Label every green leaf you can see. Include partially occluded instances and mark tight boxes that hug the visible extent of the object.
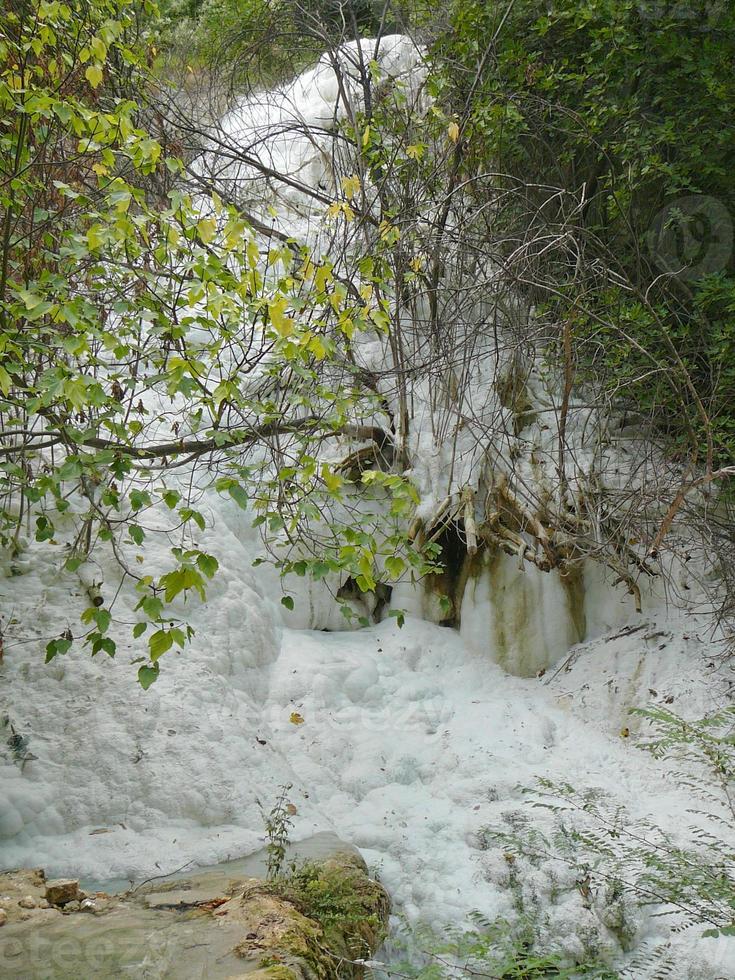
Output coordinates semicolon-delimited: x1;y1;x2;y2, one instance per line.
140;595;164;620
58;457;83;481
35;515;54;542
168;627;186;648
45;637;72;663
129;489;151;511
162;489;181;509
281;595;294;611
149;629;173;661
0;364;12;395
228;484;248;510
389;609;406;628
180;507;205;531
94;608;111;633
385;555;405;579
196;553;219;578
91;635;116;657
138;664;159;690
159;566;206;603
133;622;147;639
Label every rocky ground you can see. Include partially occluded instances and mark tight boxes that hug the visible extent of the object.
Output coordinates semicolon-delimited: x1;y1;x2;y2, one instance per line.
0;838;388;979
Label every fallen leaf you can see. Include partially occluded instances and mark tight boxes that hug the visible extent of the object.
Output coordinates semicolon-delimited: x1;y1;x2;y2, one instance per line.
289;711;305;725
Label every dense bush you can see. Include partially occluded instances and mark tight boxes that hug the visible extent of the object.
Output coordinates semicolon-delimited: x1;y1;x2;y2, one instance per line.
434;0;735;469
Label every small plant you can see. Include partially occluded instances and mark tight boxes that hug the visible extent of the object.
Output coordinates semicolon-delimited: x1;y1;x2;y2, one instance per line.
474;704;735;977
492;778;735;936
261;783;295;880
385;913;619;980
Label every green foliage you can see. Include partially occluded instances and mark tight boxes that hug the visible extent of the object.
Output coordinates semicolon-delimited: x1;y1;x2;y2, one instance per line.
269;855;389;974
435;0;735;467
388;913;619;980
481;703;735;962
276;861;384;939
261;783;295;881
504;777;735;936
632;702;735;939
0;0;434;686
159;0;390;87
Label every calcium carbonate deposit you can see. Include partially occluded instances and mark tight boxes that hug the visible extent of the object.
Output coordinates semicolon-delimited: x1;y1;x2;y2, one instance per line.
2;35;734;980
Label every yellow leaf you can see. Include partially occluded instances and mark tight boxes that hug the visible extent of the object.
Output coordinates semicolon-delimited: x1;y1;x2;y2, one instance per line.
620;727;630;738
268;296;294;337
290;712;305;725
246;238;260;268
86;225;105;250
92;162;108;177
314;264;332;292
197;216;217;244
90;37;107;61
326;201;354;223
340;174;361;199
379;220;400;244
85;64;103;89
406;143;425;161
308;335;327;360
448;121;460;143
321;464;343;493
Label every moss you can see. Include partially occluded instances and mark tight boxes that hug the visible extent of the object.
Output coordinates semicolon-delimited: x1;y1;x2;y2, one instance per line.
560;562;587;644
272;855;389;976
230;855;389;980
256;967;301;980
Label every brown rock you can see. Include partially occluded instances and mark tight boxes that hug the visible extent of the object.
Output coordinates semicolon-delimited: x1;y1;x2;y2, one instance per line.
18;895;36;909
0;908;7;926
45;879;80;906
